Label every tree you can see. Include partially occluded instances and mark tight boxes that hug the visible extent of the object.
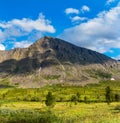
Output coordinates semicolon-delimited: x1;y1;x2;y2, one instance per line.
114;94;120;102
71;93;80;105
84;96;88;103
76;92;80;102
45;91;55;107
71;95;78;105
105;86;111;104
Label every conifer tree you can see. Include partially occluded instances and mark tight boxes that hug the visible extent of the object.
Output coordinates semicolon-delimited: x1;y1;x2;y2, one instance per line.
45;91;55;107
105;86;111;104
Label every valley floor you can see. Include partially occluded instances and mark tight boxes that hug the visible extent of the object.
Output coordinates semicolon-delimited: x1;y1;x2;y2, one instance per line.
0;102;120;123
0;80;120;123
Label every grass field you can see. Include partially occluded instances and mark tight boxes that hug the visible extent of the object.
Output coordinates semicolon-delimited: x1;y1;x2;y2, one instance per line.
0;80;120;123
0;102;120;123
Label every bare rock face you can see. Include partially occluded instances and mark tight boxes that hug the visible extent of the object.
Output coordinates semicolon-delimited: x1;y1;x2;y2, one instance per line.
0;36;120;88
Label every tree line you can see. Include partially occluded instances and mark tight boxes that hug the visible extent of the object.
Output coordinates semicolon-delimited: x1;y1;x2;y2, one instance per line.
45;86;120;107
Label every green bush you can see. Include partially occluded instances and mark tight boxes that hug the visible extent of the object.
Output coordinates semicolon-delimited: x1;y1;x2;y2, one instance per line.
0;109;59;123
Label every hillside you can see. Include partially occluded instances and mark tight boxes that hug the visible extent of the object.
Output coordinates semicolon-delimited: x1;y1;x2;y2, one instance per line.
0;36;120;88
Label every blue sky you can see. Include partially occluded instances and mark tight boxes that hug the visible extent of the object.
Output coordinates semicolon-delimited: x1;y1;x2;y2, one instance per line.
0;0;120;59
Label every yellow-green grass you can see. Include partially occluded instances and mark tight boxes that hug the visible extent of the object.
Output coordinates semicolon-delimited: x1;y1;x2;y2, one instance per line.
0;102;45;110
54;102;120;123
0;81;120;103
0;80;120;122
0;102;120;123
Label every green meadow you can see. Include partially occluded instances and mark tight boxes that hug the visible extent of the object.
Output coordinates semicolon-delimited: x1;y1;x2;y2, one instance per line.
0;80;120;123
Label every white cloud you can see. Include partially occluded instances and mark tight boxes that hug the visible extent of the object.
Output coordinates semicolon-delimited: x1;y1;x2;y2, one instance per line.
27;31;43;42
106;0;116;5
60;3;120;53
0;44;5;50
65;8;79;15
0;13;55;35
0;30;5;42
0;13;55;49
117;55;120;60
81;5;90;13
14;40;33;48
70;16;87;22
65;6;90;15
112;55;120;60
65;6;90;23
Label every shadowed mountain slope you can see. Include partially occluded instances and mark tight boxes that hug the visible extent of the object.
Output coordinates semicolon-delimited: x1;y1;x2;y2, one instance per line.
0;36;120;87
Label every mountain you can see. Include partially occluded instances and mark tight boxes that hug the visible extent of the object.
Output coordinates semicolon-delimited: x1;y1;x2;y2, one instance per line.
0;36;120;88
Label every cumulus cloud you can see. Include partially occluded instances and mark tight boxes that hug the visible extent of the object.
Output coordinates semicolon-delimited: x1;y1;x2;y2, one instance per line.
0;13;55;49
112;54;120;60
65;6;90;23
0;30;5;42
14;40;33;48
0;44;5;50
116;55;120;60
70;16;87;22
60;3;120;53
106;0;116;5
81;5;90;13
0;13;55;34
65;8;79;15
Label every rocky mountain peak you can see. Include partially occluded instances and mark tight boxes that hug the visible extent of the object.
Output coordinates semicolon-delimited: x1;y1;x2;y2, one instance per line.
0;36;120;87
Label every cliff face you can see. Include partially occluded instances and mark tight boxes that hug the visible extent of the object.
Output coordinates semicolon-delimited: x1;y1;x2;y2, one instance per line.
0;36;120;87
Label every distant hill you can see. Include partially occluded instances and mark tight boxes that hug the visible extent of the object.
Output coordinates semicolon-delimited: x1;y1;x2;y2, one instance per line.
0;36;120;88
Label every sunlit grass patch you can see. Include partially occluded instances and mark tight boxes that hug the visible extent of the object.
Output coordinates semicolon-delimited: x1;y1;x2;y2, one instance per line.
0;102;120;123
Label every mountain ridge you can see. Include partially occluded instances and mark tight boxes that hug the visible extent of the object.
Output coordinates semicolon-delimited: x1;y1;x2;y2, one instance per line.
0;36;120;88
